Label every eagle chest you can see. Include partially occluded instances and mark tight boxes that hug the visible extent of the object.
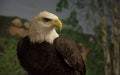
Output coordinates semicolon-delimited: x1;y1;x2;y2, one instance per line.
27;42;59;67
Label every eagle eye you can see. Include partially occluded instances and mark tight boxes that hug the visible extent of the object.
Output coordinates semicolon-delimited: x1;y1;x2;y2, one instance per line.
42;18;51;22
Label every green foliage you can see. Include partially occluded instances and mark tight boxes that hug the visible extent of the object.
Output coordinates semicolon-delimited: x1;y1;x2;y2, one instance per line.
0;37;27;75
56;0;69;12
56;0;85;33
85;11;90;21
0;16;14;37
106;1;112;9
58;28;84;43
90;0;97;13
97;0;103;6
94;24;112;44
62;10;79;27
56;0;85;12
86;37;104;75
76;0;85;9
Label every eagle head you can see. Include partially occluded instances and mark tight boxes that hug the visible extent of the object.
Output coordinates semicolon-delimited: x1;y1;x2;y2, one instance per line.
34;11;62;31
28;11;62;44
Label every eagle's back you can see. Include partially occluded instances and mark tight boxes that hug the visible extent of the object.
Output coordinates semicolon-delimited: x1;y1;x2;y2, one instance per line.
17;35;86;75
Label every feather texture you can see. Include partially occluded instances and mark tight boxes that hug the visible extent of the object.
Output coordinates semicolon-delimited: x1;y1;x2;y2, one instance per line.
17;35;86;75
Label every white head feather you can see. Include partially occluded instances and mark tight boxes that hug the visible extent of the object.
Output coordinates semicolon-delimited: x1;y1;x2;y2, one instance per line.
28;11;60;44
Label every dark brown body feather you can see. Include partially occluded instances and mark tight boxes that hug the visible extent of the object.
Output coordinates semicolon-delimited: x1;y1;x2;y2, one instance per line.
17;35;86;75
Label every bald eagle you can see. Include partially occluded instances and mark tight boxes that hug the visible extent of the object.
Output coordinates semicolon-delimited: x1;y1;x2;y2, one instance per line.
17;11;86;75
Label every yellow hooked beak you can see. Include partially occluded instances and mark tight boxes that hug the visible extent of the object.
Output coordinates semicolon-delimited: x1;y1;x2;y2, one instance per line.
52;18;62;31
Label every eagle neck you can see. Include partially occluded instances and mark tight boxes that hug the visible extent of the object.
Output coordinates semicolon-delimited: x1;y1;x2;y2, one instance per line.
28;27;59;44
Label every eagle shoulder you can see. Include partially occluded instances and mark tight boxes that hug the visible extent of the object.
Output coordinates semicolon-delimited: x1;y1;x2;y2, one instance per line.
17;36;32;71
17;36;30;54
54;35;86;75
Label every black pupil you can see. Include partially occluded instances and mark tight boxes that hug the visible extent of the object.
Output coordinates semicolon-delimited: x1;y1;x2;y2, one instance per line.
43;18;51;22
